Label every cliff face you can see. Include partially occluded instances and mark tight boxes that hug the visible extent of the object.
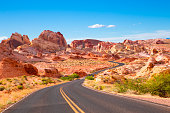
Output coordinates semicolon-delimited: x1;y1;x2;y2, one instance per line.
31;30;67;53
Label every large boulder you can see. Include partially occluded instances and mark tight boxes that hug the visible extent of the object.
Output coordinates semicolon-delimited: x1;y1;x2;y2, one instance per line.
1;32;30;49
24;64;38;75
31;30;67;53
42;68;61;78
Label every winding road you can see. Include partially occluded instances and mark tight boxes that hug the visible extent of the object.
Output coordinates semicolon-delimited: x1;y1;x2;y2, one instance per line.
3;62;170;113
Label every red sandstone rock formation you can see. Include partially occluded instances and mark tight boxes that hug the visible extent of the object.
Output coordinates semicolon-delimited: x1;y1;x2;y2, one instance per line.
0;44;13;60
31;30;67;52
1;32;30;49
73;71;87;77
42;68;61;78
70;39;101;49
52;56;65;61
97;42;115;52
155;40;164;44
24;63;38;75
0;58;38;79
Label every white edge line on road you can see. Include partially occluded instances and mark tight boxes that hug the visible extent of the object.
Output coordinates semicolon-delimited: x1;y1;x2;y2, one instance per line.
82;83;170;109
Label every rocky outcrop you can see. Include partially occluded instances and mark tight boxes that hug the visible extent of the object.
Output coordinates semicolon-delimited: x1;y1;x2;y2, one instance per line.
0;44;13;60
95;69;125;84
110;43;125;53
52;56;65;61
70;39;101;49
123;39;138;45
0;58;38;79
73;71;87;77
155;53;170;64
1;32;30;49
155;40;164;44
24;64;38;75
42;68;61;78
31;30;67;53
96;42;115;52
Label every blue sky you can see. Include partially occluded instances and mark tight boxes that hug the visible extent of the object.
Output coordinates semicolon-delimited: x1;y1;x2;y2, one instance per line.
0;0;170;43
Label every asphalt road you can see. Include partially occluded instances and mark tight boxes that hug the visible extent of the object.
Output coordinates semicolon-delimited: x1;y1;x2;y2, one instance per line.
3;62;170;113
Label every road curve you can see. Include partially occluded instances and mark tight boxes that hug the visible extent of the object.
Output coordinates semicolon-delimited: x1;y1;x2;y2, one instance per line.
3;62;170;113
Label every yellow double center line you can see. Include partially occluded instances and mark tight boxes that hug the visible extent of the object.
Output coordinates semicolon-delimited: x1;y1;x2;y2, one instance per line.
60;87;85;113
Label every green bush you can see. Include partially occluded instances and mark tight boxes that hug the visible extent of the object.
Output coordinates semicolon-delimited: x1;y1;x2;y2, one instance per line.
69;73;79;78
60;73;79;81
145;73;170;97
0;86;5;91
22;75;28;81
85;76;94;80
114;72;170;97
17;85;23;90
41;77;55;84
6;78;12;83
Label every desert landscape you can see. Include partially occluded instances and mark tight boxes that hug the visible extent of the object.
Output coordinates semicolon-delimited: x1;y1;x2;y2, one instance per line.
1;0;170;113
0;30;169;112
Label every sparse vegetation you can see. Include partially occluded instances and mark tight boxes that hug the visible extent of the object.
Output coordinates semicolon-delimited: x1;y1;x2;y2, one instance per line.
60;73;79;81
17;85;23;89
0;86;5;91
114;72;170;97
84;71;170;98
85;76;94;80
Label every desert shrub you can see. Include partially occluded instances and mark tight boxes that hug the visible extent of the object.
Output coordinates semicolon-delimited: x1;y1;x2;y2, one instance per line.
114;72;170;97
41;77;55;84
41;78;49;85
69;73;79;78
17;85;23;90
34;82;38;85
60;77;74;81
7;100;13;104
114;82;128;93
22;75;28;81
98;86;105;90
144;73;170;97
60;73;79;81
6;78;12;83
85;76;94;80
0;86;5;91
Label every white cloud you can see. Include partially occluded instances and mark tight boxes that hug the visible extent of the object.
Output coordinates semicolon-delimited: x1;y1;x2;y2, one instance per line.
0;36;8;41
88;24;116;28
107;25;116;28
88;24;105;28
